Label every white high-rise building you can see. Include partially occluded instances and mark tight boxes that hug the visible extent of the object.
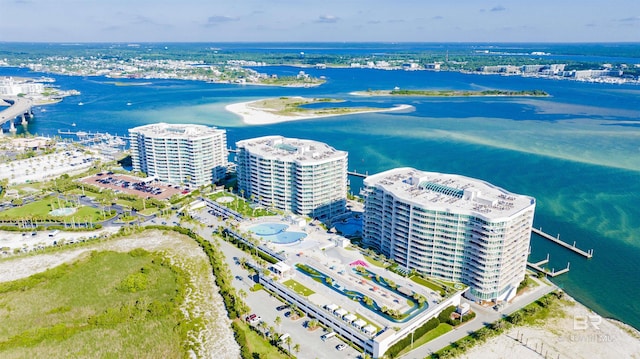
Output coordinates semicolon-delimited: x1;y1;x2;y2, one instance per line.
362;168;536;302
129;123;227;187
236;136;348;220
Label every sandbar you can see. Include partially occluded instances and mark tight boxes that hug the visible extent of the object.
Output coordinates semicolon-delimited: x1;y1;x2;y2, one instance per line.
225;97;413;125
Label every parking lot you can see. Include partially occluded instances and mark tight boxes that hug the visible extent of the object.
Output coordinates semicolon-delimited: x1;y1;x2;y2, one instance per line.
80;173;185;200
191;209;362;359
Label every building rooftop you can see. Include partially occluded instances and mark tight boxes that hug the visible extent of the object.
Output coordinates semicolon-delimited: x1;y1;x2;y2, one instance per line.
237;135;347;163
365;167;535;219
129;123;225;139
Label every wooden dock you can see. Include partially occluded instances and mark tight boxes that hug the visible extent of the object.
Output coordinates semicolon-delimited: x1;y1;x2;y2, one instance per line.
531;227;593;259
347;170;368;178
527;254;571;277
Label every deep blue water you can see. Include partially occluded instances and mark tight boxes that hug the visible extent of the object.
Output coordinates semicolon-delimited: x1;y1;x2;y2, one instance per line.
2;61;640;330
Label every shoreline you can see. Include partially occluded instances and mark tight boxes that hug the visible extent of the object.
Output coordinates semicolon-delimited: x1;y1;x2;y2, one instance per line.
225;97;414;125
350;90;550;97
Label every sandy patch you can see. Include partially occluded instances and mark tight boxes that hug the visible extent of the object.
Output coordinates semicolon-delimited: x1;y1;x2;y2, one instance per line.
216;196;234;203
461;296;640;359
225;97;413;125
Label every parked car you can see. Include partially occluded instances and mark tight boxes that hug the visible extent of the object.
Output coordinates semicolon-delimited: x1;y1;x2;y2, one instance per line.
336;344;346;351
276;305;289;311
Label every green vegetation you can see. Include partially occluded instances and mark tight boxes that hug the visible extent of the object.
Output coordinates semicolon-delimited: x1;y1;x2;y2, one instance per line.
432;291;567;358
385;317;440;358
209;191;274;217
0;196;112;224
283;279;316;297
258;75;325;87
395;323;453;357
384;89;549;97
251;96;383;117
232;320;289;359
0;250;186;357
363;254;388;268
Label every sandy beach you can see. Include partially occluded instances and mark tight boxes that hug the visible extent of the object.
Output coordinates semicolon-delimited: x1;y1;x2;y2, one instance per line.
225;97;413;125
461;295;640;359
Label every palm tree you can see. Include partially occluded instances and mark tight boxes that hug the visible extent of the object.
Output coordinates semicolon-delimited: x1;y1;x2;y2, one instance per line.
275;315;282;332
284;335;292;355
257;320;267;338
293;343;300;356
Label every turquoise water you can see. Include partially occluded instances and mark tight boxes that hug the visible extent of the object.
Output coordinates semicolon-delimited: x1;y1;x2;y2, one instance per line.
248;222;306;244
3;58;640;329
48;208;76;216
248;223;289;236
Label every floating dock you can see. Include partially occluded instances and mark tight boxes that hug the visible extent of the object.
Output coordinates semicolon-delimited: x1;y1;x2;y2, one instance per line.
531;227;593;259
527;255;570;277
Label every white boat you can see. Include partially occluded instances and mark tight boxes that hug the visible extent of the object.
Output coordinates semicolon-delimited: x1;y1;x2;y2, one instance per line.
78;102;84;106
71;122;76;127
126;102;132;106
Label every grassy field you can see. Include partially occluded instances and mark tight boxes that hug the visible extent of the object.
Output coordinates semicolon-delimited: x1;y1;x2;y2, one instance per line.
0;250;185;357
396;323;453;357
283;279;315;297
0;197;107;222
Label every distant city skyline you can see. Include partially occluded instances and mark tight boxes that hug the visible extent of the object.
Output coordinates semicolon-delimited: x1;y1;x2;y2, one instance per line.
1;0;639;43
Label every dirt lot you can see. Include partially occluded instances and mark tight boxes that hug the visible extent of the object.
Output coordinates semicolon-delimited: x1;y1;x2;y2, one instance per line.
80;173;185;200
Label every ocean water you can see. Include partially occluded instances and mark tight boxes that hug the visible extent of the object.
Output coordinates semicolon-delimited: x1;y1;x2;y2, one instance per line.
2;60;640;329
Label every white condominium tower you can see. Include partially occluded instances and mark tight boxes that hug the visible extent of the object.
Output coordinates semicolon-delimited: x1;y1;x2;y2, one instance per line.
129;123;228;187
236;136;348;220
362;168;536;302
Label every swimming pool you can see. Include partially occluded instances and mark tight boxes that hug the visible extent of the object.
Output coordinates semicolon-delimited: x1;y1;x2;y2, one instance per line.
48;208;77;216
249;223;307;244
249;223;289;236
333;218;362;236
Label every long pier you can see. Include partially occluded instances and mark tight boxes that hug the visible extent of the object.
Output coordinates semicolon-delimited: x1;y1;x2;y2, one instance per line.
531;227;593;259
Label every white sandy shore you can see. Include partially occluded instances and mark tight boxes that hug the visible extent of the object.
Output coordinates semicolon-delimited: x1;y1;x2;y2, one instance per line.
461;295;640;359
225;98;413;125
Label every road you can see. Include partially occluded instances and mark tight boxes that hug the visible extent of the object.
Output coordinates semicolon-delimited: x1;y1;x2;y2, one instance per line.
182;208;364;359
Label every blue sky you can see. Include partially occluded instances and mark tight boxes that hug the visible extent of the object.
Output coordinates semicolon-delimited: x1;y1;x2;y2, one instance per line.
1;0;639;42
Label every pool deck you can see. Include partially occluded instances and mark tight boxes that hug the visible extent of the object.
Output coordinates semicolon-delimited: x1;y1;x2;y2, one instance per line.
238;216;443;330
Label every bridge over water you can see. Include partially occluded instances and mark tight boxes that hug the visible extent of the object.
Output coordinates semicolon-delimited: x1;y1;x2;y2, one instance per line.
0;96;34;132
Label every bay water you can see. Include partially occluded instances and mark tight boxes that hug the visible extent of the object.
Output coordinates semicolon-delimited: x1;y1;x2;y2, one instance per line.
2;61;640;330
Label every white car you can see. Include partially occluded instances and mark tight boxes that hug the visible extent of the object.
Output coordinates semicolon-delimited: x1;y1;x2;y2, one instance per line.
336;344;346;351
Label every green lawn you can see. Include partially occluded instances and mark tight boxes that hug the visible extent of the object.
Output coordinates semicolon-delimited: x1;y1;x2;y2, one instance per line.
410;275;445;294
283;279;315;297
363;254;388;268
138;208;159;216
208;192;276;218
0;196;112;223
396;323;453;357
0;250;184;357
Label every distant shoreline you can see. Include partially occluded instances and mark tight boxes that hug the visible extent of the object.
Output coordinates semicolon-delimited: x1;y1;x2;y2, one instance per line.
351;89;550;97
